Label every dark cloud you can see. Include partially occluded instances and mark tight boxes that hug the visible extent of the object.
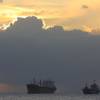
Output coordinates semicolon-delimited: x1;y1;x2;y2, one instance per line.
0;0;3;3
82;5;89;9
0;16;100;93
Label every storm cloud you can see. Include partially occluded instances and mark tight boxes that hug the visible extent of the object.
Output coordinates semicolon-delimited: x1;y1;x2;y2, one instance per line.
82;5;89;9
0;17;100;93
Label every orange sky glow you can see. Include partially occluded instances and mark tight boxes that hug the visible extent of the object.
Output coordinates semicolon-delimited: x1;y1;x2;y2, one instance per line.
0;0;100;33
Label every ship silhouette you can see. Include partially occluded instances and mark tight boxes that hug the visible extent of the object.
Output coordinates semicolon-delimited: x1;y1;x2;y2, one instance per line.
82;80;100;94
26;79;57;94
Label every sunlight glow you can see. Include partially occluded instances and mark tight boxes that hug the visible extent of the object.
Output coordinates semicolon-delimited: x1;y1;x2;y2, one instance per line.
0;0;100;34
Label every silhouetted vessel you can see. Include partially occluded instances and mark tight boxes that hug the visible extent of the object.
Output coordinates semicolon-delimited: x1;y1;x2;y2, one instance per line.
26;79;56;94
82;80;100;94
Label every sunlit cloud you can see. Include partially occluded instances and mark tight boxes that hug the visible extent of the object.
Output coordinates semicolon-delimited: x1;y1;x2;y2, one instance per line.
0;0;100;34
0;3;66;30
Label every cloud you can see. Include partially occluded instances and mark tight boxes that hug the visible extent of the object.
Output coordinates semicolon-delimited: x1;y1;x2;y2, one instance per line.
0;16;100;93
0;0;3;3
7;17;44;33
82;5;89;9
1;0;100;32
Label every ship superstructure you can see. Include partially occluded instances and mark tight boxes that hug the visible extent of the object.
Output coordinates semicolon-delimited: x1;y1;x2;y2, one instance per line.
82;80;100;94
26;79;56;94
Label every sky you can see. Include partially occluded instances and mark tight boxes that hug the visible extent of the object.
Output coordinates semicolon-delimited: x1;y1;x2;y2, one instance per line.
0;0;100;33
0;0;100;94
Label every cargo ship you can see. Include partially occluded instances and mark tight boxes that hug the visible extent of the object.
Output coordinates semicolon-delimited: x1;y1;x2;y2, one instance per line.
82;80;100;94
26;79;57;94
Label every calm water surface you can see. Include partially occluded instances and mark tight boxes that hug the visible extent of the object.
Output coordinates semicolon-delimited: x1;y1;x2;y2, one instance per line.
0;94;99;100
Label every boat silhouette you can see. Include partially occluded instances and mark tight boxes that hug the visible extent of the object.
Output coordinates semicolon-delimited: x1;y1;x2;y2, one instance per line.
26;79;57;94
82;80;100;94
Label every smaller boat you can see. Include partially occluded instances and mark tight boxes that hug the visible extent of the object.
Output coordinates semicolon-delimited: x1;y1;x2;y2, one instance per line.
82;80;100;95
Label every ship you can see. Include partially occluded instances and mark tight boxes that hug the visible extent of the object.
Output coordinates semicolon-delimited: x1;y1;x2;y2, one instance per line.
82;80;100;94
26;79;57;94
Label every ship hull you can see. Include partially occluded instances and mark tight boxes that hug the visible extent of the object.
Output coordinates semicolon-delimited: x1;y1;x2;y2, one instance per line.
27;84;56;94
82;89;100;95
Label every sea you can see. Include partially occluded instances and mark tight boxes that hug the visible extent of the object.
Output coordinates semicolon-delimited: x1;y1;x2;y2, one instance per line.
0;94;99;100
